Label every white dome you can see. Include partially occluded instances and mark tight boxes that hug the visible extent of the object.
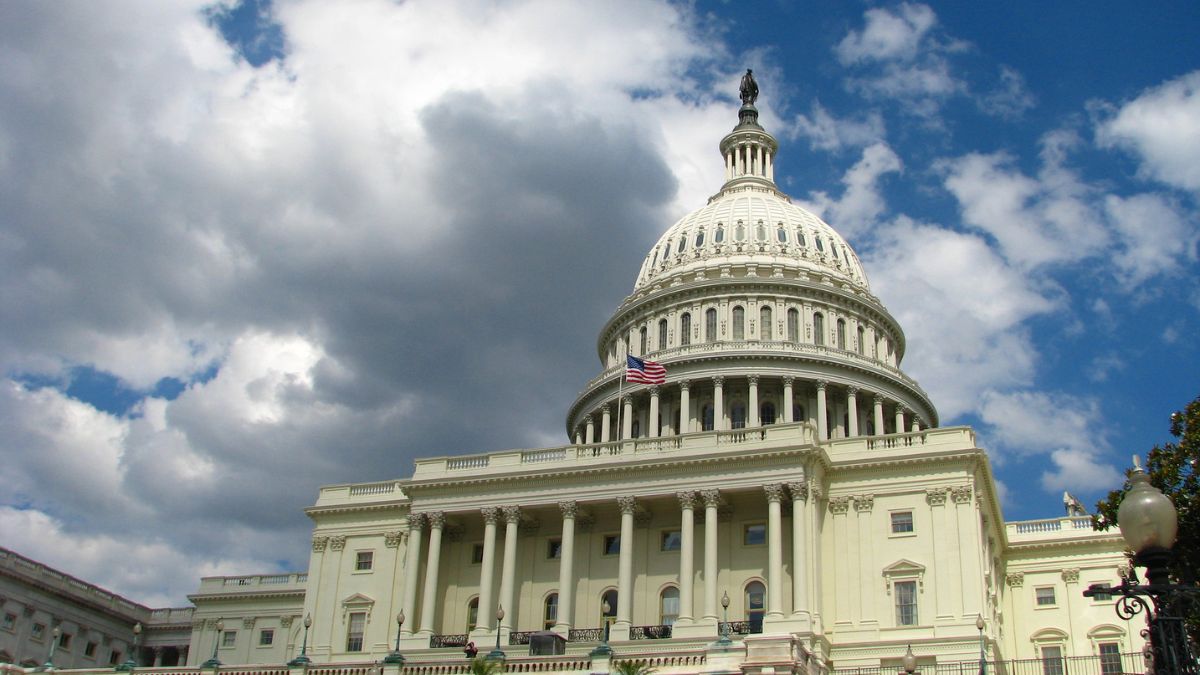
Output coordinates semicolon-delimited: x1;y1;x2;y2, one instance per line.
634;184;870;293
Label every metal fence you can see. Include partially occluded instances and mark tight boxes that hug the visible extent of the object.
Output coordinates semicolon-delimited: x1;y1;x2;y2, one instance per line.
833;652;1146;675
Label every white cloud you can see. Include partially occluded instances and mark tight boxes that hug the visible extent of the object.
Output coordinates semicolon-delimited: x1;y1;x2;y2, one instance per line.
1103;192;1196;284
789;102;886;152
1096;70;1200;192
835;3;937;65
978;66;1036;118
800;143;902;238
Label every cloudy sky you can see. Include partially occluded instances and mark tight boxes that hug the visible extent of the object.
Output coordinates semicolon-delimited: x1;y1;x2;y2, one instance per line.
1;0;1197;606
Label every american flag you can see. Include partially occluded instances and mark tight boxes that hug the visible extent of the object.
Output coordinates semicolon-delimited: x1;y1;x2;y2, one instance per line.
626;355;666;385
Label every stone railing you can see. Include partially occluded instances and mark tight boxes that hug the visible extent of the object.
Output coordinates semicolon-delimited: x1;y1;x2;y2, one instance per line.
196;572;307;592
832;652;1144;675
1005;516;1107;544
348;481;401;496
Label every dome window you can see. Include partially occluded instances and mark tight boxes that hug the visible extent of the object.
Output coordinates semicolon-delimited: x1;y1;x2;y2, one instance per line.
715;225;725;243
787;308;799;342
695;230;705;247
760;306;772;340
705;308;717;342
679;235;688;252
680;313;692;347
777;225;787;243
664;242;672;258
796;229;806;247
761;402;776;425
639;326;648;356
701;404;714;431
857;325;865;354
731;403;746;429
756;221;767;241
815;237;825;253
733;306;745;340
837;319;847;350
735;221;746;242
793;403;805;423
813;312;825;346
658;319;668;351
651;249;659;266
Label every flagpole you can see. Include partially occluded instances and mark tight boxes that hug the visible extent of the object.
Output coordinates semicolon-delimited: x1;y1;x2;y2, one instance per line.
616;350;627;444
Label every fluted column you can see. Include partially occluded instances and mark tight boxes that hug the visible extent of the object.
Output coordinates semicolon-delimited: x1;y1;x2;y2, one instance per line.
788;480;809;619
600;405;611;442
895;405;905;435
585;414;594;444
477;508;499;631
748;375;760;427
816;381;828;440
847;387;859;437
873;396;885;436
713;376;725;431
679;380;691;433
782;376;794;423
677;491;696;623
912;417;920;432
616;496;637;627
401;514;425;636
554;501;577;634
765;484;785;618
622;395;633;439
648;386;660;438
701;489;721;620
497;506;520;631
418;511;445;634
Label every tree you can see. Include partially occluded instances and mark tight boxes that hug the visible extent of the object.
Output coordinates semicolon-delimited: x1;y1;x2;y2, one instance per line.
468;656;504;675
1093;393;1200;644
612;660;656;675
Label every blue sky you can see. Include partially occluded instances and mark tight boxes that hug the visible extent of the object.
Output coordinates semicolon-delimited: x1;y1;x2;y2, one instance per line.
0;0;1196;605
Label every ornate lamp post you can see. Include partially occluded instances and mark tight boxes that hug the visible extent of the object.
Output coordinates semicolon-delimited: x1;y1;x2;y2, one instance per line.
36;626;62;672
383;611;405;665
1083;458;1199;675
589;600;613;657
715;591;732;647
116;623;142;672
902;644;918;675
976;615;986;675
287;615;312;667
486;606;506;661
202;620;224;668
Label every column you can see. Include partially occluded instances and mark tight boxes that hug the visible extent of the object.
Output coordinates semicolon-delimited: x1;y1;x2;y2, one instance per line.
912;417;921;433
748;375;760;427
756;145;764;176
765;484;785;619
153;648;162;667
400;514;425;636
895;405;905;435
477;508;499;631
648;387;660;438
417;511;445;635
679;380;691;433
615;496;637;628
847;387;859;437
585;415;594;444
782;376;794;423
788;480;809;618
725;150;733;180
574;430;582;445
713;376;725;431
600;405;611;442
622;395;633;440
766;151;773;180
554;501;577;634
701;489;721;620
873;396;885;436
816;381;828;440
677;491;696;623
497;506;520;631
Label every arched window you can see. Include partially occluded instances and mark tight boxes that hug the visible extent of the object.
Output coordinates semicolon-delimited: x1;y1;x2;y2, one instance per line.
813;313;825;345
695;229;705;247
745;581;766;633
837;319;847;350
760;306;772;340
735;221;746;241
787;308;799;342
733;306;745;340
702;404;714;431
660;586;680;625
796;229;806;247
756;221;767;241
793;403;805;423
816;237;825;253
658;319;668;351
680;313;691;346
663;242;671;258
639;326;647;356
761;402;776;425
544;593;559;630
731;402;746;429
601;590;618;624
651;249;659;266
715;225;725;243
467;597;479;632
857;325;865;354
705;308;717;342
678;234;687;252
777;225;787;242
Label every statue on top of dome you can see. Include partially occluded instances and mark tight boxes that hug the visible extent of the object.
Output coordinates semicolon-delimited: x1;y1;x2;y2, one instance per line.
739;69;759;105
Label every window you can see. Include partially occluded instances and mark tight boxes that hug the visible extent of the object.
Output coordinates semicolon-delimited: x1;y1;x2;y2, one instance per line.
109;651;122;666
355;551;373;571
760;306;772;340
731;402;746;429
756;222;767;241
222;631;237;648
857;325;865;354
680;313;691;346
705;308;717;342
660;530;681;551
837;319;847;350
1;613;14;631
631;419;641;438
471;543;485;564
663;242;671;258
601;590;618;623
695;230;705;247
1041;646;1064;675
1090;585;1113;601
793;403;805;423
31;623;45;640
816;237;825;252
735;222;745;241
715;225;724;243
639;326;647;355
58;633;71;650
84;642;97;658
1036;587;1057;607
259;629;274;646
895;580;918;626
466;598;479;632
543;594;558;629
658;319;668;350
777;225;787;242
745;581;765;633
813;313;825;345
796;229;807;247
761;402;776;425
678;235;687;253
346;612;365;652
660;587;680;625
547;538;562;559
1099;643;1122;675
743;523;766;546
787;308;798;342
733;306;745;340
603;534;621;556
891;511;914;534
701;404;714;431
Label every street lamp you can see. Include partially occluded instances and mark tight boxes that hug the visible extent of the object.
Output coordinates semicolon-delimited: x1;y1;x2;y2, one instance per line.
287;615;312;667
383;611;405;665
202;620;224;669
36;626;62;672
486;606;505;661
715;591;732;647
1083;457;1199;675
589;600;612;657
116;623;142;671
902;644;918;675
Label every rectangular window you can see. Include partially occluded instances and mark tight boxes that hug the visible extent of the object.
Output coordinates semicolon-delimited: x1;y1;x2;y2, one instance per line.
1041;646;1064;675
603;534;621;556
2;613;15;631
259;629;274;646
661;530;681;551
1036;586;1057;606
890;511;914;534
109;651;122;666
346;612;365;652
1099;642;1122;675
84;642;98;658
58;633;72;649
354;551;373;571
32;623;45;640
743;523;766;546
895;580;918;626
547;538;562;559
222;630;237;648
1089;584;1113;601
471;543;485;564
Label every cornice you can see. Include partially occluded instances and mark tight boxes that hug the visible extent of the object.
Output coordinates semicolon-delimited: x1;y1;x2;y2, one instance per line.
186;589;306;603
304;500;410;519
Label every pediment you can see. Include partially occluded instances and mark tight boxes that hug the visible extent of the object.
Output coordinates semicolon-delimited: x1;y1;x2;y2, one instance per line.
341;593;375;606
882;559;925;575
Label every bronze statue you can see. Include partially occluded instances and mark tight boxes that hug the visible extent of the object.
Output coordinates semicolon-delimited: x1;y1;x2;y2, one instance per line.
739;68;758;105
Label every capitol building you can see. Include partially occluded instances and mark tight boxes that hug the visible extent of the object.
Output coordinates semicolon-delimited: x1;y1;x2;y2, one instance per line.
3;83;1141;675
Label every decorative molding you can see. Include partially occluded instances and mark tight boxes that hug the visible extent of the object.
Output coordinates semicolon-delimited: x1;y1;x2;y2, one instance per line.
206;619;221;629
748;375;759;386
854;494;875;512
559;501;578;520
787;481;808;502
829;496;850;514
677;491;697;510
481;506;500;525
678;380;690;393
763;483;786;503
279;616;294;629
1006;572;1025;587
426;511;446;529
816;380;827;392
951;486;973;504
926;488;948;506
1061;568;1080;583
782;376;794;387
700;489;721;509
384;531;403;548
648;386;660;397
407;513;426;532
500;506;520;525
617;496;638;515
328;535;347;551
882;559;926;594
311;536;329;552
242;618;256;629
712;376;724;387
192;620;206;630
847;386;859;396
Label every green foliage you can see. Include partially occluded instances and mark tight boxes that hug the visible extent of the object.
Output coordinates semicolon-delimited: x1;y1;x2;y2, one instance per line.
612;660;656;675
1093;393;1200;642
468;656;504;675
